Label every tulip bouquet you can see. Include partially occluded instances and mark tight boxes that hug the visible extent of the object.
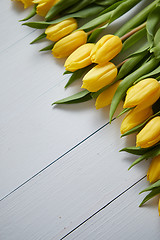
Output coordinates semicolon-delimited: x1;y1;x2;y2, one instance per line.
12;0;160;215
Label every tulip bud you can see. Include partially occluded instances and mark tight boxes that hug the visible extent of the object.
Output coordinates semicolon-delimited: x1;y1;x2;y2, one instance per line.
64;43;95;72
90;35;122;65
136;116;160;148
120;106;153;134
95;81;121;109
123;78;160;109
33;0;60;17
147;155;160;183
13;0;33;8
45;18;78;42
81;62;117;92
52;30;87;58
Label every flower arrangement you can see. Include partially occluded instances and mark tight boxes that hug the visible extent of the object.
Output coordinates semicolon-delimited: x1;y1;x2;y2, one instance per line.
12;0;160;215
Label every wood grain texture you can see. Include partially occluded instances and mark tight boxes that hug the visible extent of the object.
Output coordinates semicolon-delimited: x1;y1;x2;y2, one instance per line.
63;178;160;240
0;120;151;240
1;1;159;240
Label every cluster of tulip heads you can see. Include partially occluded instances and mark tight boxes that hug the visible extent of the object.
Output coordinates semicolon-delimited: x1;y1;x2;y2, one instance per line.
13;0;160;215
121;78;160;215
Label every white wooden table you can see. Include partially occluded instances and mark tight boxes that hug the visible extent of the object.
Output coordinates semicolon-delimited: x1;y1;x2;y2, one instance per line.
0;1;160;239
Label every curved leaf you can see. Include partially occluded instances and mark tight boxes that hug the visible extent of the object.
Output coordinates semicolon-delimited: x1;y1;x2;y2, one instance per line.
19;4;37;22
129;144;160;170
45;0;80;21
146;6;160;48
115;0;159;37
52;90;91;104
30;32;46;44
122;27;147;52
23;5;104;29
139;187;160;207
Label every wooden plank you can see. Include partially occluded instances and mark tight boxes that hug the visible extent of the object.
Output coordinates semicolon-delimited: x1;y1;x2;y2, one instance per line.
63;178;160;240
0;1;37;53
0;120;151;239
0;29;124;199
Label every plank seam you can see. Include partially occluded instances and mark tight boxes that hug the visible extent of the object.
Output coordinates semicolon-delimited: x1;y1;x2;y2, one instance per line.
0;29;36;55
0;119;115;202
60;175;146;240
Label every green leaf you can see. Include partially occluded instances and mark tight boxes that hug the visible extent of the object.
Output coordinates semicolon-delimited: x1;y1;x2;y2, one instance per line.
121;110;160;137
120;146;155;156
65;65;93;88
117;107;134;118
19;4;37;22
96;0;121;6
154;27;160;46
115;0;159;37
150;43;160;59
63;70;72;75
22;21;50;29
65;0;96;14
109;0;141;24
99;0;123;15
122;28;147;52
87;28;104;43
30;32;46;44
23;5;104;29
125;43;149;59
150;28;160;59
139;187;160;207
39;43;54;52
80;11;112;31
129;144;160;170
116;47;149;81
52;90;92;104
109;57;160;121
146;6;160;48
45;0;80;21
140;180;160;194
134;65;160;84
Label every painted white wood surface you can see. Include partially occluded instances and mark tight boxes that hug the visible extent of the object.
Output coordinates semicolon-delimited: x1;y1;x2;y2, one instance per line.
64;178;160;240
1;1;160;240
0;120;150;240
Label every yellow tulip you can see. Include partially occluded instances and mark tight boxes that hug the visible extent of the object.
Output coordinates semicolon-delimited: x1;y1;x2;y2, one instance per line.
81;62;117;92
147;155;160;183
33;0;60;17
158;199;160;216
136;116;160;148
12;0;33;8
95;80;121;109
52;30;87;58
123;78;160;109
120;106;153;134
64;43;95;72
45;18;78;42
90;35;122;65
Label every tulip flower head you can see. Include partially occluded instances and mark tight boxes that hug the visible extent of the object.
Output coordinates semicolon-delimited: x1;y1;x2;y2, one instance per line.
147;155;160;183
64;43;95;72
12;0;33;8
123;78;160;109
95;80;121;109
120;106;153;134
81;62;117;92
33;0;60;17
52;30;87;58
136;116;160;148
45;18;78;42
90;34;122;65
